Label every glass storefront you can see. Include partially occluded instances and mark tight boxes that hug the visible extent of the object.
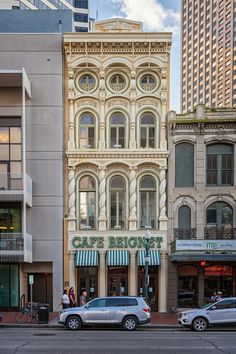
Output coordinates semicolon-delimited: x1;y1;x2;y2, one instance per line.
108;267;128;296
204;265;234;302
138;266;158;311
0;264;19;308
177;265;198;307
77;267;98;302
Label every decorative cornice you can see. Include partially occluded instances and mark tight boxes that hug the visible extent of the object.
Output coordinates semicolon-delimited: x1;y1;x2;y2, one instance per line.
66;150;169;159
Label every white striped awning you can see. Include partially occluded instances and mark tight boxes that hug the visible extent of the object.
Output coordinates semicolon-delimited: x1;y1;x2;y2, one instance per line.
76;250;99;267
107;250;129;266
138;250;160;266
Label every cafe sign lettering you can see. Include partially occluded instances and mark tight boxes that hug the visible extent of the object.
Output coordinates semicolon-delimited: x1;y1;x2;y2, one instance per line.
72;236;163;249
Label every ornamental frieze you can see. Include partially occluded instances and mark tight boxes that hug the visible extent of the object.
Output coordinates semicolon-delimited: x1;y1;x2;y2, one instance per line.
74;99;98;110
107;99;128;109
137;98;160;109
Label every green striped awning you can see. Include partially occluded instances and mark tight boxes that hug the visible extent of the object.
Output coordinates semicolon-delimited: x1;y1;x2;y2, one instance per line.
138;250;160;266
107;250;130;266
76;250;99;267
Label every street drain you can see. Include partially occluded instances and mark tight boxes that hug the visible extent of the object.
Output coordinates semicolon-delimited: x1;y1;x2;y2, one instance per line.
33;333;56;336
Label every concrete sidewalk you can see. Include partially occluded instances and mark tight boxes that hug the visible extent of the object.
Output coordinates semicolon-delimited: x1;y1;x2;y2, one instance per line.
0;311;180;328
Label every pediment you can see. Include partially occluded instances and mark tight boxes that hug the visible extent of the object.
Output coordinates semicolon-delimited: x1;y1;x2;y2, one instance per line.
92;18;143;33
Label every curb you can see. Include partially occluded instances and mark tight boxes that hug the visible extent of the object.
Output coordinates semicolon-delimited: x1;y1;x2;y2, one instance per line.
0;323;180;329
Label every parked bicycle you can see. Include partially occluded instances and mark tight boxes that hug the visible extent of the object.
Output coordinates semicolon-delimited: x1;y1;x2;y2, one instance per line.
15;302;39;324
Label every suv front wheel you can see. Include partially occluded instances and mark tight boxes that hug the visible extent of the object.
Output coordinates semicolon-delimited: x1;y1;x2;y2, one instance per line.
122;316;138;331
66;315;82;331
192;317;208;332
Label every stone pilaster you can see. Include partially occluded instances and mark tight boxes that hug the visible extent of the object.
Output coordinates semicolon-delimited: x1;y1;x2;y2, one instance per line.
158;251;168;312
99;250;106;297
129;251;137;296
98;167;107;230
159;168;168;230
160;98;167;150
68;167;76;231
68;251;76;289
129;167;137;230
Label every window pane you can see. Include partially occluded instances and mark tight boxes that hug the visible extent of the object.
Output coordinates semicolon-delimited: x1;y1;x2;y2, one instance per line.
10;145;21;161
140;191;147;228
140;176;155;189
140;127;146;148
111;113;125;125
79;192;87;228
148;192;156;228
10;162;21;176
207;209;217;224
118;191;125;228
10;128;21;143
80;114;94;125
106;298;124;307
141;113;155;125
88;127;94;148
0;145;9;160
89;298;106;308
110;177;125;189
110;127;116;147
79;127;87;148
10;265;19;307
175;143;194;187
0;128;9;143
79;176;95;189
118;127;125;147
149;127;155;148
110;192;116;228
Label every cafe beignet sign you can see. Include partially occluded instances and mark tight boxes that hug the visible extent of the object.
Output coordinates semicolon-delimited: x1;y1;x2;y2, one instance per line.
72;236;163;249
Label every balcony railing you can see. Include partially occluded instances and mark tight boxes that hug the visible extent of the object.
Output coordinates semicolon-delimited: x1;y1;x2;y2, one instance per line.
205;227;236;240
0;233;32;263
0;233;23;250
0;173;32;206
174;228;196;240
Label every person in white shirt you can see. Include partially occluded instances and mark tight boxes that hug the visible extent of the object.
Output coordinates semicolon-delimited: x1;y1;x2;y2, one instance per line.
61;289;70;309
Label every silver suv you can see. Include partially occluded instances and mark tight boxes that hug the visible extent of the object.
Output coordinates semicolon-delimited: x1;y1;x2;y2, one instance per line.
178;297;236;331
58;296;151;331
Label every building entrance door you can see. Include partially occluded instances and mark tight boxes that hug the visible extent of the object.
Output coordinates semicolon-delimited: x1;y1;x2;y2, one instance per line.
28;273;52;307
108;267;128;296
77;267;98;303
138;266;158;311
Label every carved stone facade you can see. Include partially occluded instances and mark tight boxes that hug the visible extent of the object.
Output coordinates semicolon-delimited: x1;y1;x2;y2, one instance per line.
167;104;236;310
64;19;171;312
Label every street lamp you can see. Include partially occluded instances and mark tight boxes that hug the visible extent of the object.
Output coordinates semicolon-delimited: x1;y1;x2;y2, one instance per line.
144;226;151;299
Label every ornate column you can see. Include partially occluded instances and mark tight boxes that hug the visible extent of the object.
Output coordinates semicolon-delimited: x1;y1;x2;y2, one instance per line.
68;70;75;149
160;97;167;150
129;70;136;149
158;251;168;313
99;250;106;297
129;251;137;296
129;167;137;230
68;167;76;231
68;251;76;290
99;69;106;149
159;167;168;230
98;167;107;230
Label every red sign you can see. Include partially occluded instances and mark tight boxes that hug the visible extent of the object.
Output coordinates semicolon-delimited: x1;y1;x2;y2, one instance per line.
205;266;233;276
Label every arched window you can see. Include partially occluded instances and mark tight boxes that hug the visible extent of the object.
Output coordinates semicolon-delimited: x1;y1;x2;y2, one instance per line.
139;175;156;229
110;176;126;229
79;113;95;148
177;206;192;239
110;113;125;148
140;113;156;148
206;202;233;239
78;175;96;229
175;143;194;187
206;144;233;186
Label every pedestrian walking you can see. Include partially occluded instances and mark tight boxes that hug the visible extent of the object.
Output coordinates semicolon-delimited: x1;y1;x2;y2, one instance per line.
211;291;217;302
61;289;70;309
80;290;87;307
69;287;76;307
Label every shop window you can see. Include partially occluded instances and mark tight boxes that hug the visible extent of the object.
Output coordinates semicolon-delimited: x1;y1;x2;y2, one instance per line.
206;144;233;186
79;113;95;148
178;265;198;307
140;113;156;148
139;175;156;229
204;265;234;302
0;264;19;308
78;176;96;229
110;176;126;229
110;113;126;148
175;143;194;187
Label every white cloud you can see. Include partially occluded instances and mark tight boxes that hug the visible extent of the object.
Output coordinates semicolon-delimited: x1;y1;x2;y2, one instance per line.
108;0;180;34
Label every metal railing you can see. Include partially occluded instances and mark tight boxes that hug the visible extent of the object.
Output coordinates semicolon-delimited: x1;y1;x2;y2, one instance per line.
174;228;196;240
204;227;236;240
0;233;23;250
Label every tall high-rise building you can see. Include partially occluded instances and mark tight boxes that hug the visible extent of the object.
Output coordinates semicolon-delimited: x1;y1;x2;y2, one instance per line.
0;0;89;32
181;0;235;113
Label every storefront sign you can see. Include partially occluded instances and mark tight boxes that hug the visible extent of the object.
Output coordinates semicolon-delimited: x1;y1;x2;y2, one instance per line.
72;236;163;249
175;240;236;251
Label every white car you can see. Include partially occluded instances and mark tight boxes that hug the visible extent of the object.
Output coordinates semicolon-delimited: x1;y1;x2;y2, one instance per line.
178;297;236;331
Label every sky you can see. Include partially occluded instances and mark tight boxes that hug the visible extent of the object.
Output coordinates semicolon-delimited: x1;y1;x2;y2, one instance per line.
89;0;181;113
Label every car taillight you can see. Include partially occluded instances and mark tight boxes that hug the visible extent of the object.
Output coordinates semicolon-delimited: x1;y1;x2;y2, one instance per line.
143;308;150;313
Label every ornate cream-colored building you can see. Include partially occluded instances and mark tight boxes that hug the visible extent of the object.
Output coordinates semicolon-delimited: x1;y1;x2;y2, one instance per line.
63;18;172;312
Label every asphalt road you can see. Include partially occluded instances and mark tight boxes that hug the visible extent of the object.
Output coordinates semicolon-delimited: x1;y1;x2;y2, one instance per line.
1;327;236;354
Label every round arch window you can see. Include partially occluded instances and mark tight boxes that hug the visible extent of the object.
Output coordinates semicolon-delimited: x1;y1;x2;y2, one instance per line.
76;73;97;93
139;73;159;92
108;73;128;93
